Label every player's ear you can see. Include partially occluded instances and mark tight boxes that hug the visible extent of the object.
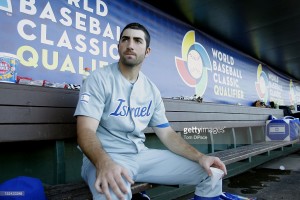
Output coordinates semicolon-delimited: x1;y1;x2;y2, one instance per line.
145;47;151;57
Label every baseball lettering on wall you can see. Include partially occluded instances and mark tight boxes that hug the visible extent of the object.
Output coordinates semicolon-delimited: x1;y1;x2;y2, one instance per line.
255;64;290;105
175;30;245;100
17;0;119;74
212;49;244;99
268;73;284;105
291;81;300;105
289;80;296;105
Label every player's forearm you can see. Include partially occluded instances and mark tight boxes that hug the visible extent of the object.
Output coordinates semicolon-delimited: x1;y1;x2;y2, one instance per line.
162;131;204;162
77;128;112;169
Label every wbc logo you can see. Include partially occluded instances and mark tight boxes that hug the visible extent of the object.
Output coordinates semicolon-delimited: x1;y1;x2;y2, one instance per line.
175;31;212;98
0;0;13;13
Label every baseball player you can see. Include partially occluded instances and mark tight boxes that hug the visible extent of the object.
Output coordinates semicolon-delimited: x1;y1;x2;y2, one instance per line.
74;22;227;200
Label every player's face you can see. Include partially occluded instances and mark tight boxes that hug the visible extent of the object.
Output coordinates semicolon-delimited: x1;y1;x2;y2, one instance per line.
118;28;150;68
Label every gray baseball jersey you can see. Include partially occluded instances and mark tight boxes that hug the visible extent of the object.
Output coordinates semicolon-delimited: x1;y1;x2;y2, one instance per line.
74;62;169;153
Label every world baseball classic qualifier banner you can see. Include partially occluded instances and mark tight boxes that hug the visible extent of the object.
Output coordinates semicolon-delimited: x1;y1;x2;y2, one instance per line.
0;0;300;106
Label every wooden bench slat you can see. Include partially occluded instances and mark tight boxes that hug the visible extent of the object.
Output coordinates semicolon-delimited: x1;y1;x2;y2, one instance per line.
144;121;267;133
0;83;78;107
163;99;284;116
210;140;299;165
44;182;152;200
45;182;92;200
131;183;153;194
1;124;76;142
166;112;270;121
0;106;76;123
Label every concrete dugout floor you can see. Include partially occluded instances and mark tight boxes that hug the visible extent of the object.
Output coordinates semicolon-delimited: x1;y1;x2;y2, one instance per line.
222;150;300;200
175;150;300;200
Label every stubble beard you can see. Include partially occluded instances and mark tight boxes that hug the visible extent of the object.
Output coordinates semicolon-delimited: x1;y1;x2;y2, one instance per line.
120;55;144;69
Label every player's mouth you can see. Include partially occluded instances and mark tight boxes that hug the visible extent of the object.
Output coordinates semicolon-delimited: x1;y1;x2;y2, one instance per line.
124;51;136;56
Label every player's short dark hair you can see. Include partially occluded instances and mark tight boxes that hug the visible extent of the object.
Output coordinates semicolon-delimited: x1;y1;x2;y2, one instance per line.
120;23;151;48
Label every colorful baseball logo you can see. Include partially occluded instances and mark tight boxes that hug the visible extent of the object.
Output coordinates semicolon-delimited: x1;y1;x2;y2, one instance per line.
0;0;13;13
255;64;269;102
175;31;212;97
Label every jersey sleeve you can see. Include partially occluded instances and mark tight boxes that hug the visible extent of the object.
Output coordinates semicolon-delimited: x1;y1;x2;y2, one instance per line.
74;72;105;121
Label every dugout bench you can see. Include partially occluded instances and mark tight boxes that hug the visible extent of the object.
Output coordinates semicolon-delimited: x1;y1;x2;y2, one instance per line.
0;83;299;200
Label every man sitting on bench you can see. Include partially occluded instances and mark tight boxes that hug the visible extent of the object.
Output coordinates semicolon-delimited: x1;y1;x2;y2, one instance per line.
74;22;227;200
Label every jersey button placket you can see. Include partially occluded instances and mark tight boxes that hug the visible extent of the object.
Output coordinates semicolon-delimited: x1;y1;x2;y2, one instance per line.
129;90;136;129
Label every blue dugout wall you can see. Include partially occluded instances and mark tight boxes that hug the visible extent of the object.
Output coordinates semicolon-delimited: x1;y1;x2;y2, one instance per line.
0;0;299;106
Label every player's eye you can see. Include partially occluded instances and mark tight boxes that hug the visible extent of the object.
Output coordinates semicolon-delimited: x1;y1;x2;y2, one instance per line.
135;39;143;44
121;37;129;42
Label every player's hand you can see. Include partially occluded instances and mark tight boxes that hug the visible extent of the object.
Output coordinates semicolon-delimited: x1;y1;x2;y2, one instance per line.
198;155;227;177
94;159;134;200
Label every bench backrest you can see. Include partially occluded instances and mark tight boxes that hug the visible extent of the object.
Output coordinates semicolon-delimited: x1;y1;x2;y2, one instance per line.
0;83;78;142
0;83;284;143
144;98;284;133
